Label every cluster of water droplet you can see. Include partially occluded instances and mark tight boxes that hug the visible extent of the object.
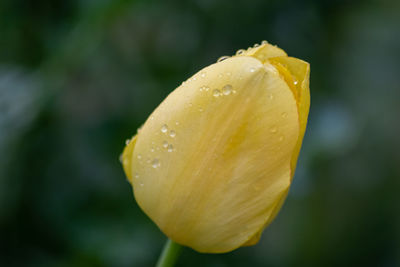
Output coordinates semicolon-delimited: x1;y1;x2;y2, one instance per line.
211;84;234;98
217;41;269;63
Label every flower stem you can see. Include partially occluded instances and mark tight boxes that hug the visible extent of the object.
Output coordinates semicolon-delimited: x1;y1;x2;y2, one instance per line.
156;238;182;267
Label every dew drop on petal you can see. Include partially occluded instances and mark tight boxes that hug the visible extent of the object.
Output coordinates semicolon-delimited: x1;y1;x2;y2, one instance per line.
217;56;230;62
151;159;160;168
236;49;245;55
162;141;168;148
222;84;232;95
137;154;142;160
200;72;206;78
261;40;268;45
167;144;174;152
249;67;255;73
150;147;155;152
268;94;274;100
281;112;288;118
270;126;278;133
175;121;180;126
213;89;221;97
125;139;131;145
161;124;168;133
254;43;260;48
169;130;176;138
279;135;285;142
134;173;139;179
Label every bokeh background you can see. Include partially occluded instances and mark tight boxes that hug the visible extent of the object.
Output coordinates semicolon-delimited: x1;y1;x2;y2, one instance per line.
1;0;400;266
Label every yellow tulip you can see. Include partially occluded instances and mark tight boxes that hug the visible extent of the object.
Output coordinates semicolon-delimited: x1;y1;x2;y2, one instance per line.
121;41;310;253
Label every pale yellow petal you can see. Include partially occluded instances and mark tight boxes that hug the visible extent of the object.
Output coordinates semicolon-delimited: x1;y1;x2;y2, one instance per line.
130;56;300;253
121;135;137;183
242;57;310;245
237;42;287;62
268;56;310;175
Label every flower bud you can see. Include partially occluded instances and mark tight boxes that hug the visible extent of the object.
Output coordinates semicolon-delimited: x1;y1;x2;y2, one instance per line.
121;41;310;253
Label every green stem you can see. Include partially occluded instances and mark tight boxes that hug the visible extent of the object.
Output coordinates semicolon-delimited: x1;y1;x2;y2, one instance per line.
156;239;182;267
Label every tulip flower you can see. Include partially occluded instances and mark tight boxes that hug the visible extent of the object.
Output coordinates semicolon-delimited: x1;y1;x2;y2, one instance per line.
121;41;310;255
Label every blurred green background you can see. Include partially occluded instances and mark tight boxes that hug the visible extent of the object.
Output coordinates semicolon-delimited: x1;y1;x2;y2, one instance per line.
1;0;400;266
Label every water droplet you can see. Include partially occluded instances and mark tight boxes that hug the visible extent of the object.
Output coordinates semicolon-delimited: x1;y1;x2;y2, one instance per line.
119;154;123;163
236;49;245;55
200;85;210;92
268;94;274;100
222;84;232;95
213;89;221;97
270;126;278;133
218;73;223;78
217;56;230;62
150;147;155;152
162;141;168;148
199;107;203;112
257;54;266;61
232;90;237;94
279;135;285;142
193;77;197;81
167;144;174;152
200;72;206;78
139;182;144;187
226;72;231;76
249;67;255;73
134;173;139;179
169;130;176;138
137;154;142;159
175;121;180;125
188;102;193;107
151;159;160;168
150;116;154;120
182;81;186;86
293;79;298;85
161;124;168;133
254;43;260;48
281;112;288;118
261;40;268;45
125;139;131;145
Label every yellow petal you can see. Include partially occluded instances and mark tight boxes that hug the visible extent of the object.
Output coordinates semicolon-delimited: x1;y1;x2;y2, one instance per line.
121;135;137;182
128;56;300;253
268;56;310;174
238;41;287;61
